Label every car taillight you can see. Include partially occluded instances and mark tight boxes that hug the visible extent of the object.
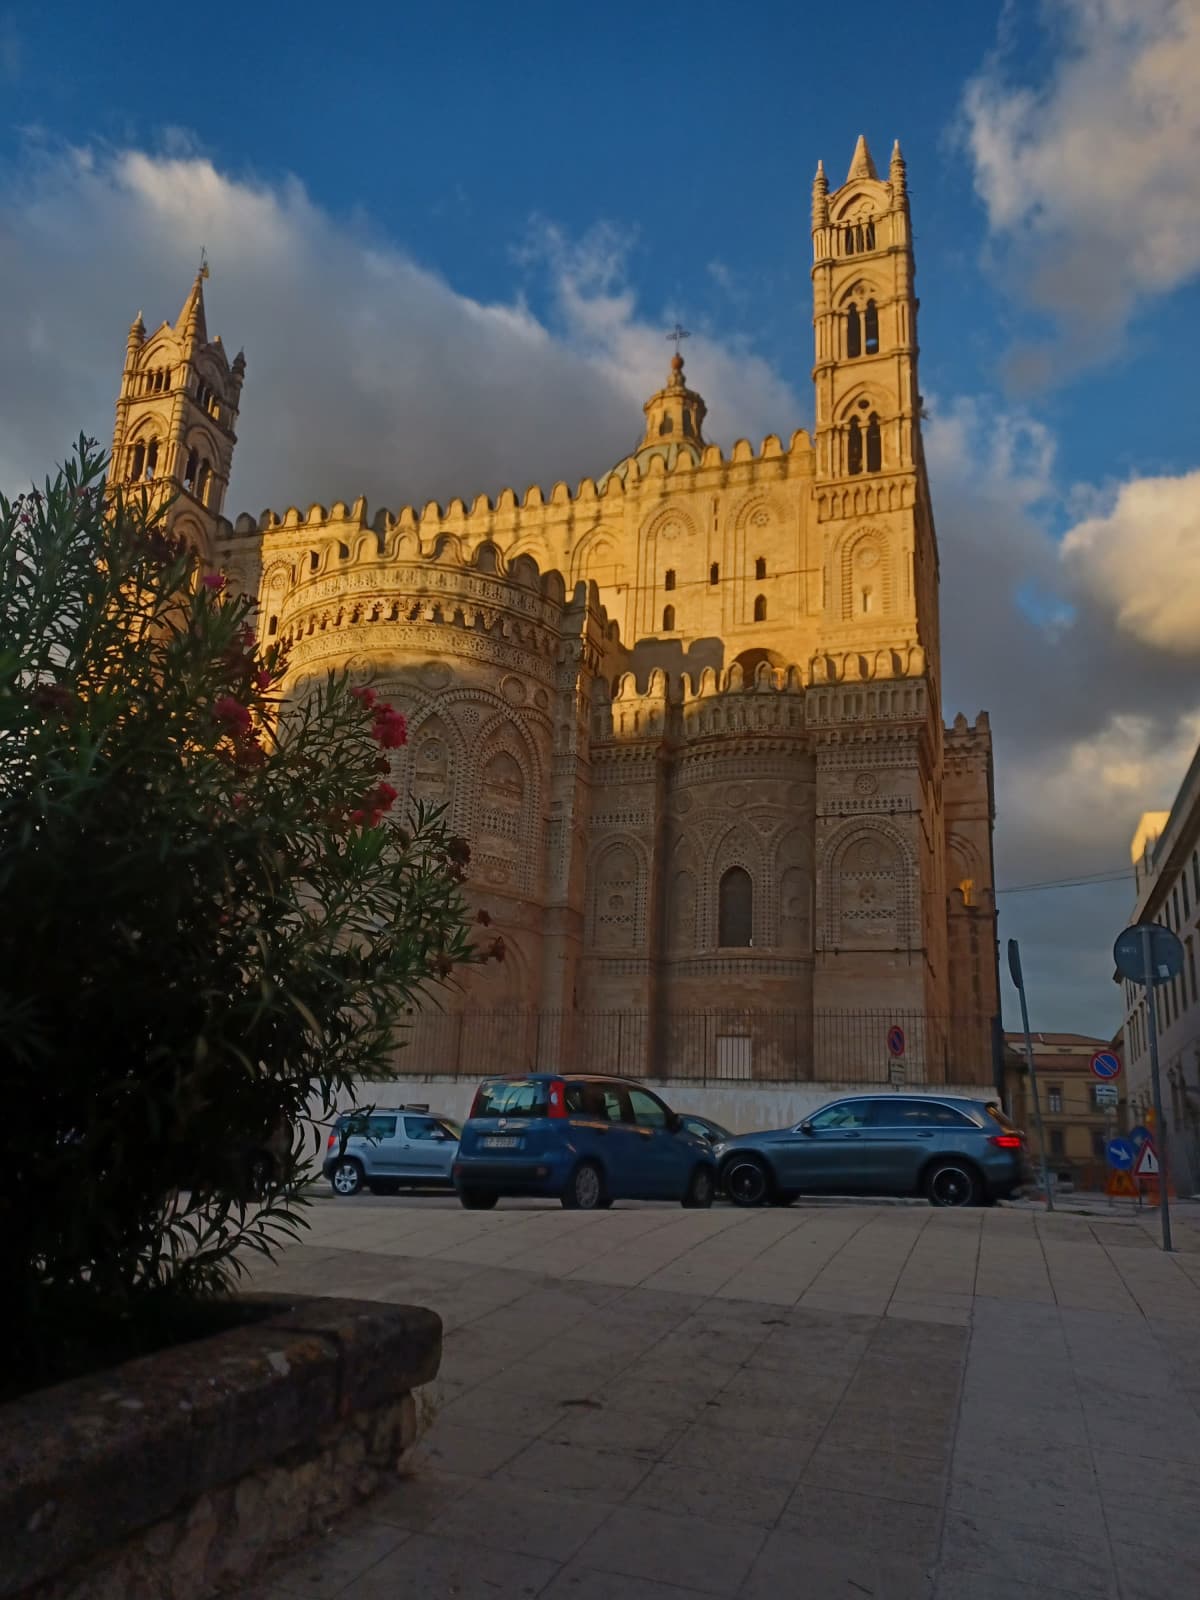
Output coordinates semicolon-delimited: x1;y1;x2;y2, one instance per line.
989;1134;1022;1149
547;1079;567;1120
469;1089;483;1118
326;1131;337;1151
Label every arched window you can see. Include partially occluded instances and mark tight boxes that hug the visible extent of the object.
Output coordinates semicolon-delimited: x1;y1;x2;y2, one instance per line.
755;556;766;580
129;442;145;480
753;595;767;622
664;569;676;591
847;417;863;475
864;300;879;354
268;614;279;637
184;448;199;490
866;221;876;250
659;413;674;435
846;303;862;359
718;867;753;948
662;604;676;631
862;588;873;614
855;224;865;253
844;226;855;255
709;562;720;585
145;439;159;479
195;459;211;500
682;409;694;437
866;413;881;472
309;551;320;573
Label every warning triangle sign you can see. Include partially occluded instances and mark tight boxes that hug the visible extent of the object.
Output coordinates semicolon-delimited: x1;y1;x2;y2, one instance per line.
1134;1141;1160;1178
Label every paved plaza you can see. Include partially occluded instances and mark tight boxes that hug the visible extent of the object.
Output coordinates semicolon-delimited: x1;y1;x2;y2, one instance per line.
236;1197;1200;1599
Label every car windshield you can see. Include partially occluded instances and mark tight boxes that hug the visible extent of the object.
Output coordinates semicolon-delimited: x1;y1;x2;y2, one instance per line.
472;1080;550;1118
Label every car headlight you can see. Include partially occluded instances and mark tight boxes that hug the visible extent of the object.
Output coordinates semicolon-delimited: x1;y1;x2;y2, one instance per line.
712;1142;728;1157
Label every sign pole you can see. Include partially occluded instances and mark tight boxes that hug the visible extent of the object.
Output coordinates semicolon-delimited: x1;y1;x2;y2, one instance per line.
1139;925;1173;1253
1008;939;1054;1213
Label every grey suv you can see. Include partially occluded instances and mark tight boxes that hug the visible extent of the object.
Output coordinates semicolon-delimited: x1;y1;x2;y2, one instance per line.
716;1094;1028;1207
324;1106;460;1195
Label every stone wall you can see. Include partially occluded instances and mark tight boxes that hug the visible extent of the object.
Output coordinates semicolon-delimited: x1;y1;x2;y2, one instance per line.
1;1298;441;1600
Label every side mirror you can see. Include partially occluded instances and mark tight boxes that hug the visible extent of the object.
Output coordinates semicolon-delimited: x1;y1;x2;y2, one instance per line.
666;1112;683;1134
799;1120;814;1135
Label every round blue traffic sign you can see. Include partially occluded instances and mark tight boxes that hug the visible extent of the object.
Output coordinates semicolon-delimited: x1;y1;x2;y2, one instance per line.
887;1025;905;1058
1090;1051;1121;1081
1129;1125;1152;1150
1107;1137;1134;1170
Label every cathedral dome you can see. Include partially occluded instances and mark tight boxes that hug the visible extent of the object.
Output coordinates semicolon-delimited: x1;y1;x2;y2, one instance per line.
598;348;707;489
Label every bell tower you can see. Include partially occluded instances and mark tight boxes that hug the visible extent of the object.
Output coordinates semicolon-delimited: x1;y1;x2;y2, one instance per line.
109;264;245;562
810;135;938;680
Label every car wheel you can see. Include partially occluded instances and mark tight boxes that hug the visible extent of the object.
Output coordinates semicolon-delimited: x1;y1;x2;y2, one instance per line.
926;1160;980;1208
723;1156;771;1207
562;1161;605;1210
682;1165;716;1208
459;1189;498;1210
329;1158;364;1197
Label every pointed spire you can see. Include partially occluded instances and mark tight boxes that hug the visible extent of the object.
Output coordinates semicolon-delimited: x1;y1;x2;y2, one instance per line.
847;134;878;182
176;272;208;347
812;159;829;227
889;138;908;205
127;309;146;353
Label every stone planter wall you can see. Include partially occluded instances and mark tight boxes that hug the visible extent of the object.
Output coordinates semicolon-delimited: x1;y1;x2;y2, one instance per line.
0;1297;442;1600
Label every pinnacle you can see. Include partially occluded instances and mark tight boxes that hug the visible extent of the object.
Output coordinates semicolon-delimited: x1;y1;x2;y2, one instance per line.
847;134;878;182
176;271;208;346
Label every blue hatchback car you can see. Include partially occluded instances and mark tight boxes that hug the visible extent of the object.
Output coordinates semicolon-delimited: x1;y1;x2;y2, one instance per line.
453;1074;718;1211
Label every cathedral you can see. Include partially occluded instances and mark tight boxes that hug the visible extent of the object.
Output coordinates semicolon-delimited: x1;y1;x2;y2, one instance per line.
107;136;1000;1087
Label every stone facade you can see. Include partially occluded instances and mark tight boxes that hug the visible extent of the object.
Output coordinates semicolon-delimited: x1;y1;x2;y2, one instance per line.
107;136;1000;1083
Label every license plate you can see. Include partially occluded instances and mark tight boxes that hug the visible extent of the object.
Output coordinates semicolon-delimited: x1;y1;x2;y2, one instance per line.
482;1136;520;1149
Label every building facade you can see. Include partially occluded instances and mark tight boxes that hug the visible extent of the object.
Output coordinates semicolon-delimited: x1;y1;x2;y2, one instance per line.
1120;762;1200;1196
1002;1033;1123;1192
108;137;999;1087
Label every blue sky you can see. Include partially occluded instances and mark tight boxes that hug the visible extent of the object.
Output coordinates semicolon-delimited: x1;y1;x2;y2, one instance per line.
3;0;1199;1031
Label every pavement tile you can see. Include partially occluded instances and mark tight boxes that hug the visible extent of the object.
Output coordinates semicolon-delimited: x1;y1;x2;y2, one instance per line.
572;1504;765;1596
424;1475;613;1563
368;1469;474;1533
338;1531;558;1599
801;1442;947;1506
406;1418;528;1477
504;1437;652;1501
941;1511;1119;1598
545;1401;688;1458
781;1484;942;1561
540;1566;714;1600
629;1459;792;1529
869;1317;970;1362
664;1420;813;1481
269;1522;410;1598
738;1526;934;1600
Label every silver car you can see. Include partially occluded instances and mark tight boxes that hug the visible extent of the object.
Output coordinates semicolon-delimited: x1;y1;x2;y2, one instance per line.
324;1106;461;1195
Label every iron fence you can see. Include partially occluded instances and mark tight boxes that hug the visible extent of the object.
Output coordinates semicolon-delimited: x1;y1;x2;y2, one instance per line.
388;1008;998;1087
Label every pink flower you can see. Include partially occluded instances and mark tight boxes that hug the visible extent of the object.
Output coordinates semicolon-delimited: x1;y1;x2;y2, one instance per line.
371;704;407;749
369;781;399;813
254;668;273;691
213;695;252;735
231;792;248;811
350;685;377;710
201;573;227;591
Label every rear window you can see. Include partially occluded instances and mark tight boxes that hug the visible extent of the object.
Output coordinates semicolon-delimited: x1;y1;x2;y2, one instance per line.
472;1079;550;1118
985;1103;1018;1131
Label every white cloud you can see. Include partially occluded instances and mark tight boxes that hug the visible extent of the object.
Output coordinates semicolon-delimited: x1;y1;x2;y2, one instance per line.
962;0;1200;368
1061;470;1200;654
0;142;801;516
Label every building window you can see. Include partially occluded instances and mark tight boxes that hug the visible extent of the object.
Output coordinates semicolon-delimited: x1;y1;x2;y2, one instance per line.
718;867;753;948
1174;886;1182;928
1047;1086;1063;1114
145;439;159;479
866;412;882;472
709;562;720;585
1091;1132;1106;1160
864;299;879;354
847;303;862;358
1193;849;1199;901
755;556;766;580
129;442;145;480
1188;935;1197;1005
847;416;863;475
267;614;278;637
1183;873;1191;920
662;604;675;631
753;595;767;622
664;569;676;591
184;447;199;490
1049;1128;1065;1158
861;587;874;614
309;551;320;572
